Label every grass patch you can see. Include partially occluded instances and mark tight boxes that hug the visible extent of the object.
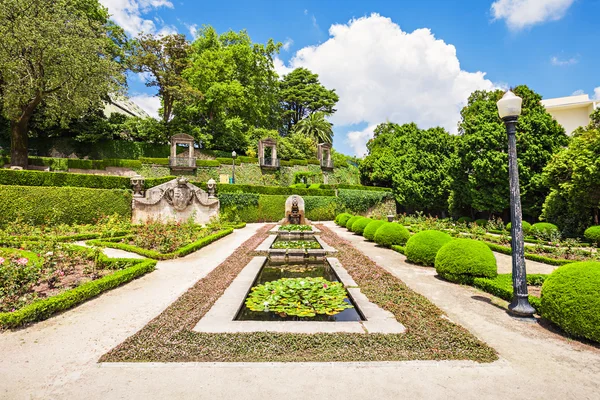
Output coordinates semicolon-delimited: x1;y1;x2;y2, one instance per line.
100;224;497;363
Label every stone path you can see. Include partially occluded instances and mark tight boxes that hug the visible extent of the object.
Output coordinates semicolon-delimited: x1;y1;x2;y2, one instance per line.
1;222;599;400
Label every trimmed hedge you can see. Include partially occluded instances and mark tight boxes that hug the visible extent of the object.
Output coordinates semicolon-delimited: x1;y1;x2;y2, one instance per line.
542;261;600;343
213;183;335;197
584;226;600;245
336;213;353;227
530;222;559;239
374;223;411;247
405;230;453;266
457;217;473;224
0;169;131;189
474;219;488;227
0;185;131;226
88;228;233;260
363;220;386;241
472;274;543;313
337;189;393;213
507;221;532;235
435;239;497;284
0;258;156;329
320;184;391;192
345;216;362;230
304;196;338;221
351;217;372;235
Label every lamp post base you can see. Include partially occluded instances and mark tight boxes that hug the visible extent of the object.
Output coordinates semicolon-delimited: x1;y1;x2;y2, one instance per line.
508;294;536;317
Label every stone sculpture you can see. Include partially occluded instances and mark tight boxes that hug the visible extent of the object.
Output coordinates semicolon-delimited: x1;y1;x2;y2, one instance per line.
283;195;306;225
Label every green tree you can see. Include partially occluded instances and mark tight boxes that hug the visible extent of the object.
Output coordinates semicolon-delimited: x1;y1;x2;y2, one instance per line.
175;26;280;151
293;112;333;144
542;111;600;235
130;33;194;125
0;0;122;167
279;67;338;134
448;85;568;220
360;122;453;213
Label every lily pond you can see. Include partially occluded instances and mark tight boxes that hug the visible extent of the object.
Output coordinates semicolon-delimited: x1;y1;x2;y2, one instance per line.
235;259;364;322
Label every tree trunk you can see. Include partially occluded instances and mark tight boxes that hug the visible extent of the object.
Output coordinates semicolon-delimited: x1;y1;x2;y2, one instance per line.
594;208;599;225
10;119;29;168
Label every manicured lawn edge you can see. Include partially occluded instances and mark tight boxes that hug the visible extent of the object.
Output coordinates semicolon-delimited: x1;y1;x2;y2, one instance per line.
87;228;234;260
0;258;156;329
471;274;545;314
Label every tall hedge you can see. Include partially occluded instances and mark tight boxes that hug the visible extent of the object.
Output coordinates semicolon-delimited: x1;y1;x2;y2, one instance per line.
0;185;132;225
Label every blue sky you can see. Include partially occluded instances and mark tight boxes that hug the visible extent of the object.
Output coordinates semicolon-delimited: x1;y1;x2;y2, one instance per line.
100;0;600;156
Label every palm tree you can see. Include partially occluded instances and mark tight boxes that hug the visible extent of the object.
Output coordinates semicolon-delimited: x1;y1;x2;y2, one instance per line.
293;112;333;144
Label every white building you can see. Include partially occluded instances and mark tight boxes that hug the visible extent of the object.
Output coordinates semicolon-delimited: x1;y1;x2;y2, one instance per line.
541;94;598;135
103;94;151;119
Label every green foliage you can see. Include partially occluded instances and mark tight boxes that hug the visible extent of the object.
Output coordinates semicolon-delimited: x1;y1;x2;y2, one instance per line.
338;189;392;213
542;122;600;236
373;223;411;247
457;217;473;224
335;213;353;227
360;123;454;212
0;169;130;189
474;219;488;227
472;274;543;313
530;222;560;240
506;221;532;235
321;184;391;192
584;226;600;245
350;217;372;235
294;112;334;144
278;224;312;232
541;261;600;343
483;241;575;266
0;259;156;329
279;67;339;135
363;220;386;241
435;239;497;283
345;216;362;230
211;183;334;196
0;185;131;226
271;240;321;249
449;86;568;219
218;193;260;208
139;157;169;165
304;196;338;221
26;137;170;159
245;277;352;317
405;230;453;266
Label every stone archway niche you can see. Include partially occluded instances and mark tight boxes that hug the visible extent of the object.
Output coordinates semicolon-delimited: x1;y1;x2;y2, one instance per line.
258;138;279;168
170;133;196;171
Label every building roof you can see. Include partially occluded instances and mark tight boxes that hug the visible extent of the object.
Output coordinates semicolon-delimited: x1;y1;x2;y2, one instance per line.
104;94;151;119
541;94;598;111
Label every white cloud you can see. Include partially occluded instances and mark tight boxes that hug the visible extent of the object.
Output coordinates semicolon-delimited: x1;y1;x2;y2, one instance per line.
130;93;161;119
99;0;174;36
156;24;178;37
491;0;575;30
594;87;600;101
187;23;199;38
281;14;495;155
571;89;585;96
551;56;578;66
273;57;294;78
137;71;153;83
282;38;294;51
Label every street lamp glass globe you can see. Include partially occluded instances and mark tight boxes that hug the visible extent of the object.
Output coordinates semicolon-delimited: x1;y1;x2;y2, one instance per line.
497;90;522;119
232;150;237;158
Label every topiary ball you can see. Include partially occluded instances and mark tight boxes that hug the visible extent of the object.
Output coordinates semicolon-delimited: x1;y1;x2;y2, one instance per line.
373;223;410;247
584;226;600;246
541;261;600;343
474;219;488;228
530;222;559;239
457;216;473;224
351;217;373;235
336;213;353;227
345;216;362;230
405;230;453;266
363;220;386;241
435;239;497;283
506;221;532;235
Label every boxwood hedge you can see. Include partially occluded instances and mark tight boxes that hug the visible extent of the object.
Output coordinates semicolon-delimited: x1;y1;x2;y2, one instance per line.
351;217;372;235
336;213;353;227
584;226;600;245
435;239;497;284
374;223;410;247
363;220;386;241
405;230;453;266
506;221;532;235
530;222;559;239
345;216;362;230
541;261;600;343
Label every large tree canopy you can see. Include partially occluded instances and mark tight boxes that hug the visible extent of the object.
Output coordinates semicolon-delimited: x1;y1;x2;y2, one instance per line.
279;67;338;135
293;111;333;144
360;122;454;213
448;85;568;220
542;109;600;235
174;26;280;151
0;0;123;167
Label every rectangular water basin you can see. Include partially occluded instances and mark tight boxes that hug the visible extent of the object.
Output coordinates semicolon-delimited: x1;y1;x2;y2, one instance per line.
270;235;322;250
235;259;365;322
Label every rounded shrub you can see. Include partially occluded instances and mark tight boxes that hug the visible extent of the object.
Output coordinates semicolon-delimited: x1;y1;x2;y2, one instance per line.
530;222;559;239
373;223;410;247
541;261;600;343
474;219;488;227
363;220;386;241
506;221;532;235
584;226;600;246
405;230;453;266
435;239;497;283
345;216;362;230
336;213;353;227
457;216;473;224
351;217;373;235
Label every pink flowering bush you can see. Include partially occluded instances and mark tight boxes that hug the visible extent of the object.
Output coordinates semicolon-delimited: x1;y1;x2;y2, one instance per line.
0;254;41;312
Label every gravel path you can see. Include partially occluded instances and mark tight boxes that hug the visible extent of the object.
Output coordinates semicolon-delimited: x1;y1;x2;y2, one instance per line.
1;222;599;400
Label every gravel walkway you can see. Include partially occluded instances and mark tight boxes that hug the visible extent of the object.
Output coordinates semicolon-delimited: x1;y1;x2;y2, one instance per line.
1;222;599;400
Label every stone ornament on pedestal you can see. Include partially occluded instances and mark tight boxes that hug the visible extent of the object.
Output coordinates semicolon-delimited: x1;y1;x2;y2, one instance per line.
283;195;306;225
130;174;145;198
207;178;217;199
132;177;219;224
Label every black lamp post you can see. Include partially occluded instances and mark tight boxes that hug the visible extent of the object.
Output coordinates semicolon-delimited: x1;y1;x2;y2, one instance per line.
231;150;237;184
497;90;535;317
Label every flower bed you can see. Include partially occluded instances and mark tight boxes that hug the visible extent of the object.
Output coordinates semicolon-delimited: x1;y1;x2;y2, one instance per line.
271;240;321;249
278;224;313;232
0;245;156;328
